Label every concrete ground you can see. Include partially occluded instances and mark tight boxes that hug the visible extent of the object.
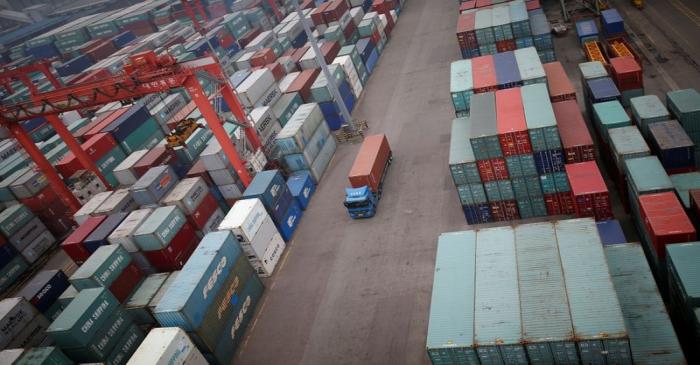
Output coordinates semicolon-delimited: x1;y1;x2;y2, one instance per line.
236;0;700;364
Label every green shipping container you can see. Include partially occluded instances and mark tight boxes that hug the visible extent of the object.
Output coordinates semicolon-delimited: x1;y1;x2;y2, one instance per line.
670;172;700;208
120;119;164;154
450;60;473;113
125;273;170;324
0;256;29;293
593;100;632;143
630;95;670;137
450;117;481;185
173;126;212;163
0;167;30;201
0;204;34;237
104;323;144;365
624;156;673;196
667;89;700;133
62;309;133;362
271;92;303;128
47;287;120;349
457;183;487;206
69;245;132;290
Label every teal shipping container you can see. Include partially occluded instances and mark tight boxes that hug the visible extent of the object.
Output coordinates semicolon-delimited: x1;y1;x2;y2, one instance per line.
667;89;700;133
15;347;73;365
505;154;538;178
609;126;650;171
174;126;212;163
592;100;632;143
271;92;303;127
0;204;33;238
125;273;170;325
47;287;119;349
133;206;186;251
605;243;686;364
62;308;133;362
104;323;144;365
449;118;481;186
450;60;473;113
666;242;700;351
457;183;488;206
522;83;560;152
120;118;163;154
426;231;479;365
670;172;700;208
630;95;670;137
69;244;131;290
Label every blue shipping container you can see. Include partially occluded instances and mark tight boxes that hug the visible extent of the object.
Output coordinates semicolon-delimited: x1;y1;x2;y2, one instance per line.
601;9;625;35
153;231;242;330
56;54;94;77
102;104;151;143
286;170;316;210
111;31;136;48
575;19;599;44
277;199;302;241
588;77;621;103
365;49;379;74
493;51;522;89
534;149;565;174
596;220;627;246
356;38;375;64
463;203;491;225
83;212;129;253
242;170;287;211
0;243;17;269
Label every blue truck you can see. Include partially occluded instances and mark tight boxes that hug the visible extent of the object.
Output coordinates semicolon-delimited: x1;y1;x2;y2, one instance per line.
344;134;392;219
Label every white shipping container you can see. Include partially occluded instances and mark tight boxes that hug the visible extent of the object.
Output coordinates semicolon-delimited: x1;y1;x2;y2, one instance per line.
127;327;207;365
240;214;278;258
161;178;209;215
299;47;319;70
279;72;300;93
93;188;137;216
0;298;38;349
209;167;238;186
237;69;276;108
255;83;282;109
199;140;229;171
250;106;281;142
20;230;55;264
234;50;255;70
350;7;365;25
73;191;113;225
218;198;268;243
249;233;286;277
113;150;150;186
108;208;154;252
246;30;275;51
333;55;363;98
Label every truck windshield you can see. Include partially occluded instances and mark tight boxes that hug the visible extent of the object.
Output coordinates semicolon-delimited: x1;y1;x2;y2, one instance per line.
344;201;369;209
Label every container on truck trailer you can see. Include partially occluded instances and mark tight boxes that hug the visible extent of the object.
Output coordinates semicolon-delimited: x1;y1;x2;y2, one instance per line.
344;134;393;219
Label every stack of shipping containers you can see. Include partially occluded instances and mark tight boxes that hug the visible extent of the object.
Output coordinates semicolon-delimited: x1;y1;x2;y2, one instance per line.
0;0;407;362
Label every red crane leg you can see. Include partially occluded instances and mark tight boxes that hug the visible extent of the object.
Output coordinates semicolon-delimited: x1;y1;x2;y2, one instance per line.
8;123;81;213
267;0;284;22
219;83;262;151
185;76;253;187
45;114;109;187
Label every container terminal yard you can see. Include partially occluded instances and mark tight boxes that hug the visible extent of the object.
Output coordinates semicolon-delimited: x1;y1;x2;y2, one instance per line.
0;0;700;364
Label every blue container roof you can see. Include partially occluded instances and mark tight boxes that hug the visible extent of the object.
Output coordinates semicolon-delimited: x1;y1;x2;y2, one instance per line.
596;220;627;246
493;51;521;86
601;9;623;24
588;77;620;100
575;19;599;37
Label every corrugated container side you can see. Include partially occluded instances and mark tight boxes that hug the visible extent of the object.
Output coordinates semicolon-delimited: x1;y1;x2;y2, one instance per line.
426;231;479;365
475;227;526;363
555;219;631;364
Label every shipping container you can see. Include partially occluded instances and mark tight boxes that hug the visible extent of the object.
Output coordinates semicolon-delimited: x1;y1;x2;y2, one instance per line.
630;95;669;136
474;227;525;362
14;347;72;365
73;191;113;225
108;208;153;253
450;118;481;185
60;215;107;264
83;212;128;253
522;83;560;152
127;327;207;365
596;219;627;245
609;126;650;172
555;219;631;362
471;55;497;93
667;89;700;133
566;161;613;221
587;77;621;105
610;56;643;92
17;269;69;318
515;223;577;362
130;165;179;206
348;134;392;193
426;231;478;364
544;61;576;102
592;100;632;143
495;88;531;156
469;92;501;160
514;47;546;85
670;172;700;209
575;19;599;44
125;273;169;325
450;60;473;113
133;205;186;251
639;192;695;262
649;120;695;173
606;243;685;364
553;100;595;163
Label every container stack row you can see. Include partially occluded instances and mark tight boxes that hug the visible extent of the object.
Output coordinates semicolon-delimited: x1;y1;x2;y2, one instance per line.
450;46;545;115
427;218;635;365
449;81;607;225
456;1;554;62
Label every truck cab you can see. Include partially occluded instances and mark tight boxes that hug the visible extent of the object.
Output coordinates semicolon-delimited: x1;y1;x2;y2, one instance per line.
344;186;378;218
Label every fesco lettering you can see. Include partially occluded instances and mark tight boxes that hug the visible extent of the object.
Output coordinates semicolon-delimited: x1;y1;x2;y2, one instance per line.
203;257;227;300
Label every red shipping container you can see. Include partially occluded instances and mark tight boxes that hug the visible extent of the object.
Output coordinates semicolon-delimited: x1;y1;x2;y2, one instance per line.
61;215;107;264
19;184;58;212
544;62;577;102
132;146;179;177
290;46;310;66
300;0;314;9
472;55;498;93
343;20;357;41
84;108;129;140
496;88;532;156
490;200;519;221
496;39;517;53
610;56;643;91
144;221;198;272
56;133;118;178
108;263;143;303
321;41;341;64
250;48;276;67
526;0;541;10
323;0;349;23
552;100;595;163
37;199;73;236
188;193;218;230
477;158;509;182
265;62;285;82
460;0;477;12
639;192;696;259
287;68;320;103
370;30;383;46
239;27;262;48
543;192;575;216
476;0;493;7
558;192;576;214
348;134;392;193
456;12;478;50
566;161;613;221
372;0;396;13
311;2;330;25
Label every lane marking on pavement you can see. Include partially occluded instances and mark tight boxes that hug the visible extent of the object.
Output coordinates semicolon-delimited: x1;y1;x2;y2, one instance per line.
669;0;700;28
624;19;680;90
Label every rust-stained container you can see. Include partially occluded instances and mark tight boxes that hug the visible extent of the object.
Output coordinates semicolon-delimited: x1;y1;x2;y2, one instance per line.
495;88;531;156
553;100;595;163
348;134;392;193
286;68;320;103
566;161;613;221
543;61;577;102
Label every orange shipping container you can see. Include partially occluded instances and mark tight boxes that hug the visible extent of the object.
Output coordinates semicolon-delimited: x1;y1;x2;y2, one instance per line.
348;134;392;193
